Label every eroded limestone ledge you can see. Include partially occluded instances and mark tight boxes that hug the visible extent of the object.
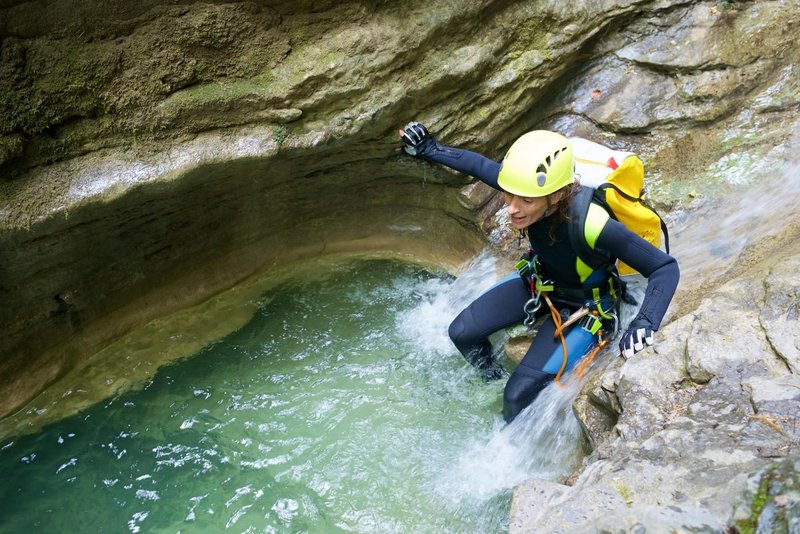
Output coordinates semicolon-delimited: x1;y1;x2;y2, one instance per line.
0;126;486;421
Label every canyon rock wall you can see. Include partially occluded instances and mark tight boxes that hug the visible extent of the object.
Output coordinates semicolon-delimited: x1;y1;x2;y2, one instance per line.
1;0;799;530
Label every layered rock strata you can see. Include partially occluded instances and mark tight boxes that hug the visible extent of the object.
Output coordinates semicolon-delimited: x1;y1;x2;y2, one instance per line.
1;0;800;531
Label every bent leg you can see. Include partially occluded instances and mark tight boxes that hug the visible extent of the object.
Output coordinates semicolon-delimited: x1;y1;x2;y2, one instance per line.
503;313;597;422
503;366;553;421
448;274;532;379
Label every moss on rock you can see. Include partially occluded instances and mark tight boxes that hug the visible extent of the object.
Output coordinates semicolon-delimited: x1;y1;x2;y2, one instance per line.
734;460;800;534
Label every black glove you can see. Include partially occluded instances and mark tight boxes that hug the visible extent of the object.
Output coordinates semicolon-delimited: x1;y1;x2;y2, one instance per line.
400;121;435;156
619;319;654;359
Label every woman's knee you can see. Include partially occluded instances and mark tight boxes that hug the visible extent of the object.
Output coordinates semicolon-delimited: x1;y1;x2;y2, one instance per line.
448;310;482;353
449;278;529;350
503;367;553;422
447;313;465;345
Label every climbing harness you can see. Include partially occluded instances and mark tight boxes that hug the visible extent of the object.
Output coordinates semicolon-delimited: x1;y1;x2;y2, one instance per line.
516;251;619;384
517;253;554;328
548;298;618;384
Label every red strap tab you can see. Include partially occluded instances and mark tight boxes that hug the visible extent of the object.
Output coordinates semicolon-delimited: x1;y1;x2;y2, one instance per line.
607;157;618;170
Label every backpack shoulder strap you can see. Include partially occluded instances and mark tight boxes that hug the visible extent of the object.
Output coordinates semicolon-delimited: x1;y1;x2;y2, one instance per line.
569;187;613;278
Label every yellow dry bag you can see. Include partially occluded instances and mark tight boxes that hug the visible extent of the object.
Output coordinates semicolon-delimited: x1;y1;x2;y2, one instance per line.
570;137;669;276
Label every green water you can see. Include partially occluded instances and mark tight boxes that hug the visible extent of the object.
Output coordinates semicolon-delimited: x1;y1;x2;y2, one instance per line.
1;259;526;533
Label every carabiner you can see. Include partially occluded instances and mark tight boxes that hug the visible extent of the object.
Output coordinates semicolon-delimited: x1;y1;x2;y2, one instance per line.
523;296;541;327
607;309;619;338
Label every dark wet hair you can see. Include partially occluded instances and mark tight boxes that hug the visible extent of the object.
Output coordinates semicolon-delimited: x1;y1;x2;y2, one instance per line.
547;182;580;243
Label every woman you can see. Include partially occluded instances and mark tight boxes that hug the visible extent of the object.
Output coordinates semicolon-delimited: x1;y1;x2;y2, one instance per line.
399;122;679;422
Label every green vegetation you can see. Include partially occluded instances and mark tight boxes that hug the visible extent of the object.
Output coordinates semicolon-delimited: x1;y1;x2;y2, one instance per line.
0;135;23;164
612;481;635;508
272;125;287;145
734;468;773;534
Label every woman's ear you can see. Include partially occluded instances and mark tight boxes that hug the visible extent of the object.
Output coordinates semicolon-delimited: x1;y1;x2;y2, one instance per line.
550;190;566;204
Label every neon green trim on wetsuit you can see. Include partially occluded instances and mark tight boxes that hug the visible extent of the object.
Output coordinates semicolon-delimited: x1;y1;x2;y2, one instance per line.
584;203;609;248
576;257;593;283
575;203;611;283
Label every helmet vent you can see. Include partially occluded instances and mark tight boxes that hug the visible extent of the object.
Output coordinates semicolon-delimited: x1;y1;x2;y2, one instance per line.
536;163;547;174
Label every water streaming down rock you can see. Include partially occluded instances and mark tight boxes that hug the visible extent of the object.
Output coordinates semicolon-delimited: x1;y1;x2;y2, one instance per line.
437;381;584;502
464;279;646;490
396;252;648;504
669;153;800;297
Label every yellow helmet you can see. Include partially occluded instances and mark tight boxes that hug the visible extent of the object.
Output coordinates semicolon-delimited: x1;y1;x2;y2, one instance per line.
497;131;575;197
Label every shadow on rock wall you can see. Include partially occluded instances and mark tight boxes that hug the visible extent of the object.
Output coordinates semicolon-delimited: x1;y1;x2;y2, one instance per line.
1;1;800;530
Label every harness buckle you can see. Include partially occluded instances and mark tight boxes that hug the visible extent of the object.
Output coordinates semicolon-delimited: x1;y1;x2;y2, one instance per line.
580;312;604;335
517;252;558;329
534;279;554;293
579;307;620;338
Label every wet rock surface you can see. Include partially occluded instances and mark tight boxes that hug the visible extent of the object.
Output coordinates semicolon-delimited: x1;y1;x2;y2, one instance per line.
1;0;800;531
514;234;800;533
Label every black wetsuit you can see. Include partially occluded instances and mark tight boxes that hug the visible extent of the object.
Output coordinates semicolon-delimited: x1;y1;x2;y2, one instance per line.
415;142;680;421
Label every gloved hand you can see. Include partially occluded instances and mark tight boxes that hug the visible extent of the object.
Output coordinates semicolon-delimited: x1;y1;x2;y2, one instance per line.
399;121;435;156
619;319;654;359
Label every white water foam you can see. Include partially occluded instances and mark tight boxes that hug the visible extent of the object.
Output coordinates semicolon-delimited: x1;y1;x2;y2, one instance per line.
394;251;624;507
435;377;585;503
395;250;499;357
394;250;651;507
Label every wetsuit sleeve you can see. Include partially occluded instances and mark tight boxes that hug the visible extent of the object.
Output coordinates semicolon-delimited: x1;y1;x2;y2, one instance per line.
595;218;680;331
415;141;502;190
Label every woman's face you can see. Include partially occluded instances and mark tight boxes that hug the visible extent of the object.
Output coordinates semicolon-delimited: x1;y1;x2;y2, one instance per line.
502;192;549;229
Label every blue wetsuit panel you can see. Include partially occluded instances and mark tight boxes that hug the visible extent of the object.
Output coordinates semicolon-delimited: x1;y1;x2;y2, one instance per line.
540;323;596;375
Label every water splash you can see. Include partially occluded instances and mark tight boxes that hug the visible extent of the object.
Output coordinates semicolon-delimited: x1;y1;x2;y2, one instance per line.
396;251;606;505
436;379;584;503
396;250;498;356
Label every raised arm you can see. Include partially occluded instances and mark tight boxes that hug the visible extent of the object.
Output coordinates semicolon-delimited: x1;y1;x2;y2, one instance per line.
400;122;502;190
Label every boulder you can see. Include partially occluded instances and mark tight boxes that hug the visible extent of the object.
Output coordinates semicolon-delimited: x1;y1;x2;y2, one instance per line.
511;245;800;532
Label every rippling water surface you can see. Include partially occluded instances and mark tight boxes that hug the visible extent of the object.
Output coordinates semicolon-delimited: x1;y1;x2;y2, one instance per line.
0;256;585;533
